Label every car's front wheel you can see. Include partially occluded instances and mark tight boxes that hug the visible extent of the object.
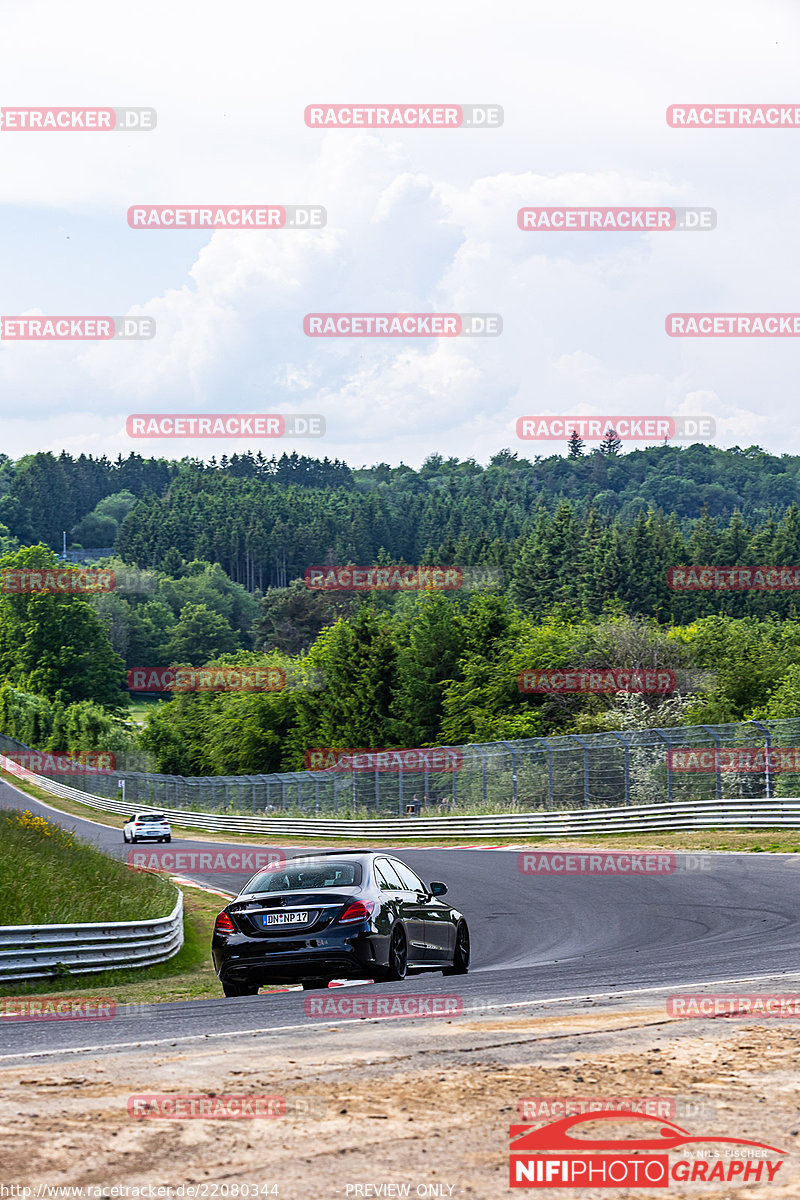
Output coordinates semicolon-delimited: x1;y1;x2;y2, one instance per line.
301;979;330;990
443;921;470;975
380;924;408;981
122;830;129;842
222;981;260;997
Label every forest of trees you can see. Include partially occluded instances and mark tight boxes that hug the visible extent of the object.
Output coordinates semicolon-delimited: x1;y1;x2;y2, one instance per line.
3;441;800;774
2;444;800;584
139;598;800;776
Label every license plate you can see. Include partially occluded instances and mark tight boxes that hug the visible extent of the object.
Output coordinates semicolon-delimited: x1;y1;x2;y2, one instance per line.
261;911;308;927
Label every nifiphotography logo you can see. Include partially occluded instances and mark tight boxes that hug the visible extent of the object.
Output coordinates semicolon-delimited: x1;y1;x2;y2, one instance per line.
508;1111;785;1187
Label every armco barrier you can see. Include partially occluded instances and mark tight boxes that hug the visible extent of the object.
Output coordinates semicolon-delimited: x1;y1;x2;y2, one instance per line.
0;891;183;982
2;753;799;839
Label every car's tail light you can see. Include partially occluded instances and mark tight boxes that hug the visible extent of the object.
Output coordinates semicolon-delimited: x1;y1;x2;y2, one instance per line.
339;900;375;923
214;911;236;934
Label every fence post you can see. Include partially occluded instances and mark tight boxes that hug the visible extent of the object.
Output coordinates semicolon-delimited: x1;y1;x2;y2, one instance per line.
609;732;631;806
653;730;674;802
546;742;554;809
750;719;773;799
499;742;518;809
700;725;722;801
570;736;590;808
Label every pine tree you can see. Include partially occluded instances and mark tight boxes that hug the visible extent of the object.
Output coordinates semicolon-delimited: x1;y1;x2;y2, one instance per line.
599;427;622;456
567;429;585;458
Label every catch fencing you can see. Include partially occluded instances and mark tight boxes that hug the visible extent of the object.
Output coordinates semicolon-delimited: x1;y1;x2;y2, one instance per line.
0;718;798;819
1;754;799;838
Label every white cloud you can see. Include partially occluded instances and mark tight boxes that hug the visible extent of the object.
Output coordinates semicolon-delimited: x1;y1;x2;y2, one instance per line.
0;0;798;464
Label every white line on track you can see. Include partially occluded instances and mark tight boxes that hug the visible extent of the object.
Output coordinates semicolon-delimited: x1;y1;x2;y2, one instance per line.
3;971;800;1061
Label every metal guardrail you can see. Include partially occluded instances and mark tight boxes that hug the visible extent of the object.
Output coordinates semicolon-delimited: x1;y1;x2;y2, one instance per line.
3;753;799;840
0;892;183;982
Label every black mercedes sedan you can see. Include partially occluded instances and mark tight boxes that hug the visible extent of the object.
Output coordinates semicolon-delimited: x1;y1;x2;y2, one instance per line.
211;850;470;996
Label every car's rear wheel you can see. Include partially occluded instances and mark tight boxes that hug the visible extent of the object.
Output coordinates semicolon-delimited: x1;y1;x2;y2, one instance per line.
222;981;260;997
443;921;470;975
381;924;408;981
301;979;330;990
166;835;172;842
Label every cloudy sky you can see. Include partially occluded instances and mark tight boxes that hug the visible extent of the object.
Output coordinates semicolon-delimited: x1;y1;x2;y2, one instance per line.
0;0;797;466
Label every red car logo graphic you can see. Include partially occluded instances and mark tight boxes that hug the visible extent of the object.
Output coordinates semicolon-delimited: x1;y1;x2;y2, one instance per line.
510;1111;786;1155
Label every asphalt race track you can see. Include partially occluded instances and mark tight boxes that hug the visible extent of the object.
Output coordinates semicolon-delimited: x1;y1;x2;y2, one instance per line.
2;778;799;1059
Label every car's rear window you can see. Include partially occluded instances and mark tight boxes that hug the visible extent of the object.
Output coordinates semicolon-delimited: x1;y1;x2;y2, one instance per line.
244;862;361;892
136;814;167;822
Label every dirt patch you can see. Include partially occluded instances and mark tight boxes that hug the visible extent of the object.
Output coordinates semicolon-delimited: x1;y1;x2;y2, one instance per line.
2;999;799;1198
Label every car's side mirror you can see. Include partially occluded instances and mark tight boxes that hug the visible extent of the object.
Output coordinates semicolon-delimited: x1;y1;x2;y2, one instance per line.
430;881;448;896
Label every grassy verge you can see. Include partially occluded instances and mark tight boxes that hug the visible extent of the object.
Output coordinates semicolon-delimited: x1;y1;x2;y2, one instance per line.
3;768;800;853
1;884;238;1003
0;807;176;924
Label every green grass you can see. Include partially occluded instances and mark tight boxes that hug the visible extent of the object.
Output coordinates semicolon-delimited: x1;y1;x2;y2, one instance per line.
126;697;163;728
0;807;176;924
